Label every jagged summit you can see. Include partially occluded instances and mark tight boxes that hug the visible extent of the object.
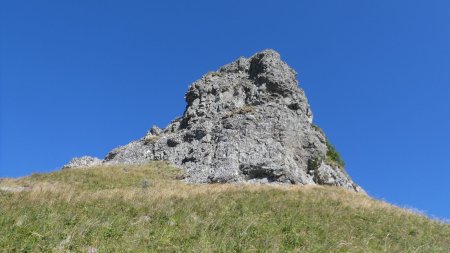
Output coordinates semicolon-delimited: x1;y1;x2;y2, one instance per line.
63;49;363;192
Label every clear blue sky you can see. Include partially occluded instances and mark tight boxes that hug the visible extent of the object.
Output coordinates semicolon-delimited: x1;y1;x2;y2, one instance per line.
1;1;449;220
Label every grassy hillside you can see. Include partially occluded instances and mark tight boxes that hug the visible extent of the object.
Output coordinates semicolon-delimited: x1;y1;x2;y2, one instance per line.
1;162;449;252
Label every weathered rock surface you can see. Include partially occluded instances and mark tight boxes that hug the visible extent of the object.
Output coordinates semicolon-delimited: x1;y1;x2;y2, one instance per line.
62;49;363;192
61;156;102;169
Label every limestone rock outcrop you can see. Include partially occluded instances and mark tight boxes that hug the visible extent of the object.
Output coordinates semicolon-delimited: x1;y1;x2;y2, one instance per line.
62;49;363;192
61;156;102;169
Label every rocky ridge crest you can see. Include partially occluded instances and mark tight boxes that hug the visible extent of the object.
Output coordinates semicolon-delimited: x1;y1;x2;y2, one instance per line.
63;50;363;192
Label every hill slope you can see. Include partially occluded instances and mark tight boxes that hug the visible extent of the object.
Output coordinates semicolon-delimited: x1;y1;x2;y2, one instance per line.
1;163;449;252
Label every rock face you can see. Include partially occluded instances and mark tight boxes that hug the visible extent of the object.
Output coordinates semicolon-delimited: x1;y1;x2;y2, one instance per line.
62;49;363;192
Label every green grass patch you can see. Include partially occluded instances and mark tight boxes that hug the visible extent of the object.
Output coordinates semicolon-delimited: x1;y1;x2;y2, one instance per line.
326;139;346;169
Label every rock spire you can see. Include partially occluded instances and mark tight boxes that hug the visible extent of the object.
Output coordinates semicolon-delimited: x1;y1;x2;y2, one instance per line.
63;49;363;192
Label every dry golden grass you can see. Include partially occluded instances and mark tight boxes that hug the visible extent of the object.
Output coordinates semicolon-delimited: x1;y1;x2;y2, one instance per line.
1;162;449;252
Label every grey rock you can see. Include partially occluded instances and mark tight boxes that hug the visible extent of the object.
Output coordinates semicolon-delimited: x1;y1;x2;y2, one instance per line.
312;162;365;193
87;247;98;253
62;49;363;192
61;156;102;169
149;125;162;136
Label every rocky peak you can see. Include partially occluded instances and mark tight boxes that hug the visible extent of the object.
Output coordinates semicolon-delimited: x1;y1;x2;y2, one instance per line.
183;50;312;129
62;49;364;193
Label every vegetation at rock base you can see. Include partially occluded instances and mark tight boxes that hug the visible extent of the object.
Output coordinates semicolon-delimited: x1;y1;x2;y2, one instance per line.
325;139;346;169
311;124;346;170
1;162;449;252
